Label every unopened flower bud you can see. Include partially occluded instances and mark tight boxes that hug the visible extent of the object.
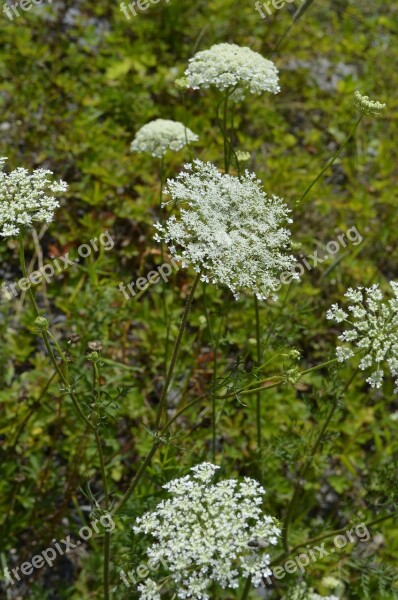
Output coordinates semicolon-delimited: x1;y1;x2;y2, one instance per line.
33;317;49;333
288;348;301;361
87;351;100;363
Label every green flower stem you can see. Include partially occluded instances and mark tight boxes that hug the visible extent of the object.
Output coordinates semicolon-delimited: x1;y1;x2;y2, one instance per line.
281;366;360;553
273;0;315;52
154;270;202;431
18;236;39;314
216;357;339;400
158;156;171;376
111;354;338;526
240;575;252;600
254;295;262;449
223;91;230;173
216;86;238;175
111;355;339;517
159;155;165;210
93;362;111;600
273;511;395;566
112;441;161;515
19;236;111;597
281;395;338;553
202;282;220;462
297;115;363;205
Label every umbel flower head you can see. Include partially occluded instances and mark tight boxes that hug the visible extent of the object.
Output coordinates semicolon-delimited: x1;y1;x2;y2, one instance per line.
184;43;280;101
134;463;281;600
326;282;398;390
130;119;198;158
353;91;386;117
0;157;67;239
154;160;298;300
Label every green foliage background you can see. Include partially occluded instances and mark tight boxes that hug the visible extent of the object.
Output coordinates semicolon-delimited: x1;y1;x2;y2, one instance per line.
0;0;397;598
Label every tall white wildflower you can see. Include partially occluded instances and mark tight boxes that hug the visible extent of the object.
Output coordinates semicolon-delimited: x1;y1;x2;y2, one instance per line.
154;160;298;300
326;282;398;390
134;463;281;599
130;119;198;158
184;43;280;101
0;157;67;239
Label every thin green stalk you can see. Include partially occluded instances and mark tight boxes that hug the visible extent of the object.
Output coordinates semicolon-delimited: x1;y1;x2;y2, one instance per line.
18;237;39;314
273;511;395;566
103;531;110;600
297;115;363;205
202;282;218;462
240;575;252;600
19;235;111;595
112;441;161;514
281;395;338;552
223;91;230;174
280;367;358;553
217;357;339;400
273;0;316;52
159;156;165;210
254;295;262;449
111;355;343;525
158;156;170;374
93;362;111;600
45;331;94;431
154;271;201;431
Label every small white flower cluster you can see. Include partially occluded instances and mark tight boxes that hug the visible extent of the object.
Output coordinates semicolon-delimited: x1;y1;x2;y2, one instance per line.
130;119;199;158
353;91;386;117
0;157;67;239
184;43;280;101
326;282;398;390
154;160;298;300
134;463;281;600
285;582;340;600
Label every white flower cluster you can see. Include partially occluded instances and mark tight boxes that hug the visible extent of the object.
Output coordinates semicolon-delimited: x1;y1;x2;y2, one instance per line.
326;282;398;390
184;43;280;101
154;160;298;300
130;119;199;158
134;463;281;600
0;157;67;239
353;91;386;117
285;582;340;600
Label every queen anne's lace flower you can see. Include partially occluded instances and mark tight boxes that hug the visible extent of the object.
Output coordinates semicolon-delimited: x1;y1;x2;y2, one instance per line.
0;157;67;239
184;43;280;101
353;91;386;117
326;282;398;390
134;463;280;600
154;160;298;300
130;119;198;158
